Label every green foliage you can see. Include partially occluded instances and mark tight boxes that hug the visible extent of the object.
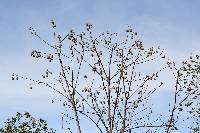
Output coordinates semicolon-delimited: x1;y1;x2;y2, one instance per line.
175;55;200;132
0;112;56;133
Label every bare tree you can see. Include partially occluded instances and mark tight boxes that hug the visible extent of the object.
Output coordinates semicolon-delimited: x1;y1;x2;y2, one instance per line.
12;21;199;133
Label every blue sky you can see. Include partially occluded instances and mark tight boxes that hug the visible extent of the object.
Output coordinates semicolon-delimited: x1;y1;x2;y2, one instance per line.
0;0;200;132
